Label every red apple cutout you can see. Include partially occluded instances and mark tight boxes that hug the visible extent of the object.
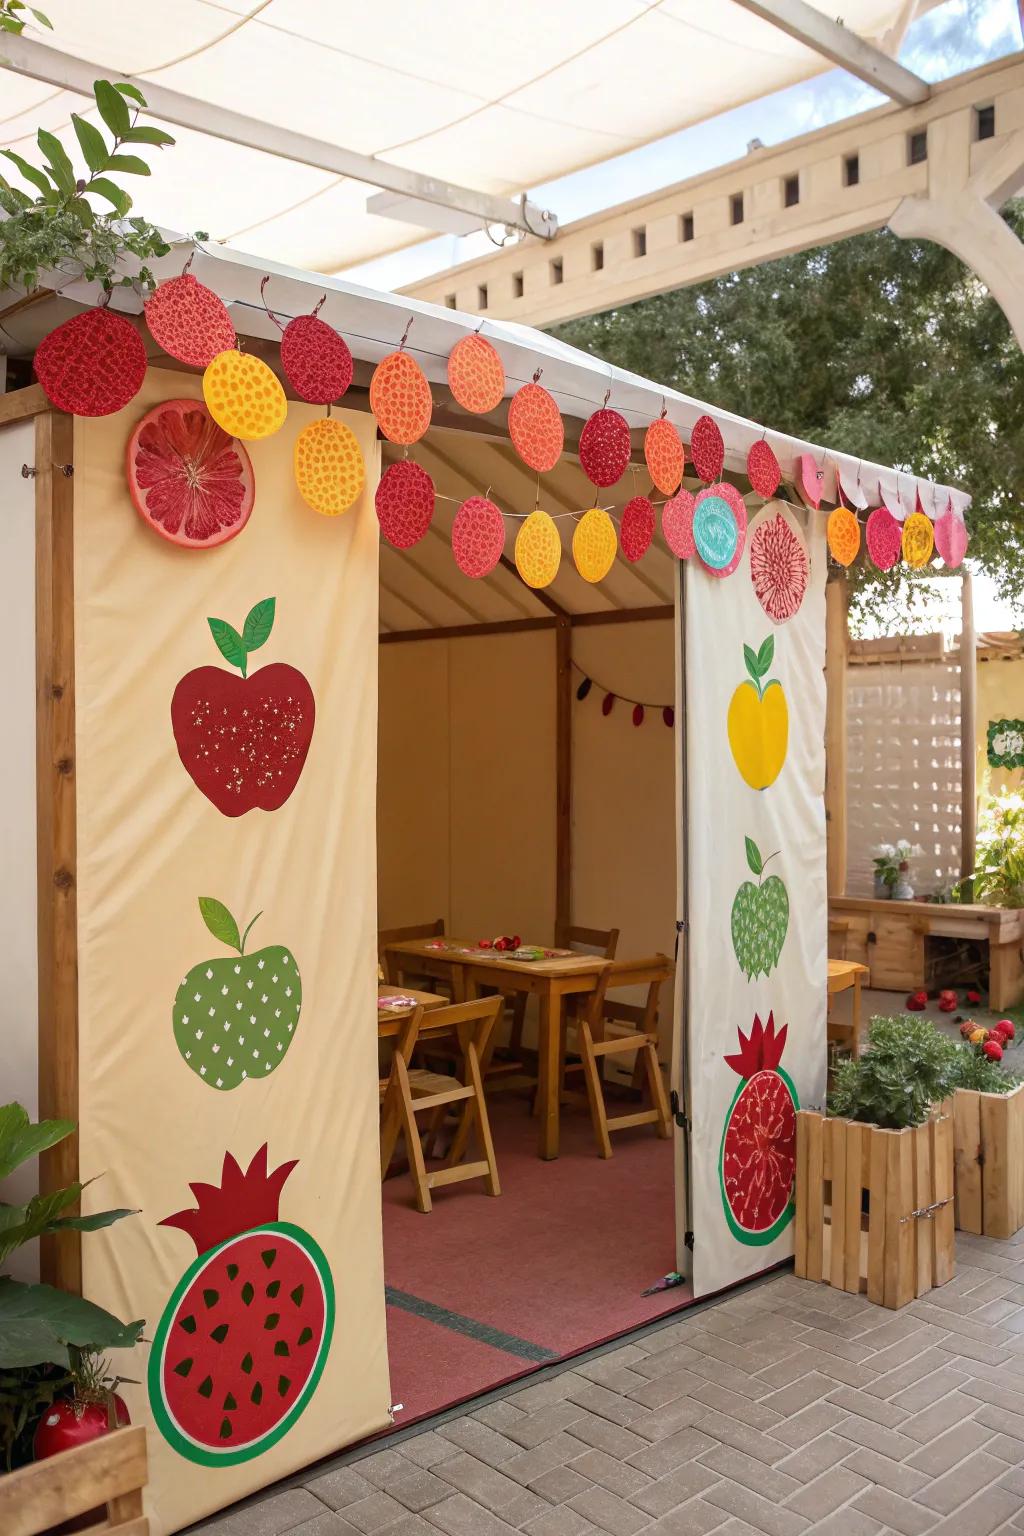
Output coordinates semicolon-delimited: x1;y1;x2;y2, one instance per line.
171;597;314;816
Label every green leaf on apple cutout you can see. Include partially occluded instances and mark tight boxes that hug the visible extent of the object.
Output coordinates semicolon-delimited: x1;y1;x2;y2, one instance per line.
242;597;275;654
744;836;763;877
207;618;248;676
198;896;241;953
757;635;775;674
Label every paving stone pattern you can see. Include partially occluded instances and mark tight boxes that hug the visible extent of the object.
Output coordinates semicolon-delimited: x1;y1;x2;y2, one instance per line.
192;1229;1024;1536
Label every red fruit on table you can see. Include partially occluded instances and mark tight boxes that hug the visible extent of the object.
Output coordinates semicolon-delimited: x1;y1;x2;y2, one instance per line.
984;1039;1004;1062
966;990;981;1004
171;597;314;817
511;935;522;949
478;938;493;949
34;1392;129;1459
906;991;927;1011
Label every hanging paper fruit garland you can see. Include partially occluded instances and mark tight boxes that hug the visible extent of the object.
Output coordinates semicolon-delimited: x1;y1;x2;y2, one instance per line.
579;405;631;487
934;505;969;568
293;418;364;516
262;280;353;406
144;265;235;369
826;506;861;567
620;496;655;563
35;304;148;417
203;348;287;440
452;497;505;578
370;325;432;445
447;333;505;415
515;509;562;589
375;460;435;549
749;507;809;624
126;398;254;550
690;415;724;483
695;483;747;578
508;375;564;473
901;510;934;569
644;416;684;496
865;507;902;572
572;508;617;583
747;439;781;499
662;489;696;559
798;452;825;509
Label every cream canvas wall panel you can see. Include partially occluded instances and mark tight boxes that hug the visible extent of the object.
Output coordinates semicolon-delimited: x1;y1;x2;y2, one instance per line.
685;507;827;1298
377;642;451;928
978;656;1024;796
72;372;388;1535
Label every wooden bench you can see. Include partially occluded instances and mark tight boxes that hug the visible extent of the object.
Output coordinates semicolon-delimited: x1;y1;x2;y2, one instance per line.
0;1425;148;1536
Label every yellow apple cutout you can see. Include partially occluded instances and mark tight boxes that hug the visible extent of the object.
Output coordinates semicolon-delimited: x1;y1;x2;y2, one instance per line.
728;635;788;790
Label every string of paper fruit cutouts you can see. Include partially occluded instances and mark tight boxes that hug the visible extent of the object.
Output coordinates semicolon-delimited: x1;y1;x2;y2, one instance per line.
574;666;675;729
32;261;968;589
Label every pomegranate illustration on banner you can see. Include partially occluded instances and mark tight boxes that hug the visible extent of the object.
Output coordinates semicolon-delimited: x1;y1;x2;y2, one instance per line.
171;598;315;816
148;1146;334;1466
719;1013;798;1246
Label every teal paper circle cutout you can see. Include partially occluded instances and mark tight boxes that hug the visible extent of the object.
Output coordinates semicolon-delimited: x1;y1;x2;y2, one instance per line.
693;495;738;570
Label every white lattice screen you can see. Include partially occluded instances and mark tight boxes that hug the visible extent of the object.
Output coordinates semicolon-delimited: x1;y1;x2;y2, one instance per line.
846;659;962;898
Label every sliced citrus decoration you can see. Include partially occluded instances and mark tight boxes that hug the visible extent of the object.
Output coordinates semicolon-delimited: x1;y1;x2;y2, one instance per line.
644;418;684;495
452;497;505;578
35;308;147;417
293;418;364;516
901;510;934;569
447;334;505;414
144;274;235;369
203;350;287;440
827;506;860;567
126;398;254;550
515;509;561;588
572;508;617;583
370;351;432;444
508;382;563;473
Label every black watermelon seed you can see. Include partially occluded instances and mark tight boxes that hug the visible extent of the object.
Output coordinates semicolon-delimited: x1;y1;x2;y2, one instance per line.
298;1327;313;1346
179;1315;197;1334
210;1323;229;1344
290;1285;304;1308
223;1392;237;1410
202;1288;219;1309
226;1263;239;1281
219;1418;232;1439
274;1340;290;1356
241;1353;253;1374
241;1282;254;1305
261;1249;276;1270
277;1375;291;1397
251;1382;263;1405
266;1279;281;1298
264;1312;280;1330
198;1376;213;1398
173;1357;193;1377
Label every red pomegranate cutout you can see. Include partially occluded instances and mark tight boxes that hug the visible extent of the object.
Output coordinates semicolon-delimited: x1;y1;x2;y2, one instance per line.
171;598;315;817
508;381;564;473
690;415;725;482
579;407;631;487
747;439;781;499
281;314;353;404
145;274;235;369
620;496;655;562
35;308;147;417
719;1012;798;1245
126;399;254;550
375;461;435;549
447;334;505;414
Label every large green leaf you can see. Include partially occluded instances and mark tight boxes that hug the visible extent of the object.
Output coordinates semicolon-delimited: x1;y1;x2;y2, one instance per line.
119;125;175;148
93;79;131;138
71;113;108;175
87;177;130;215
36;129;75;196
0;149;52;199
0;1104;75;1181
112;81;147;106
207;617;248;676
198;896;241;953
242;597;276;654
104;154;151;177
0;1278;144;1368
0;1187;134;1265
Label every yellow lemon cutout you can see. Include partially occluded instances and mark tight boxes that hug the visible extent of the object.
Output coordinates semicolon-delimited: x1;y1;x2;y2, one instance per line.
293;417;365;515
515;509;561;589
901;510;934;570
572;507;617;583
727;635;788;790
203;349;287;441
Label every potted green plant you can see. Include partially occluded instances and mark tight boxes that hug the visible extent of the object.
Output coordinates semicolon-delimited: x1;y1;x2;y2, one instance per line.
971;789;1024;908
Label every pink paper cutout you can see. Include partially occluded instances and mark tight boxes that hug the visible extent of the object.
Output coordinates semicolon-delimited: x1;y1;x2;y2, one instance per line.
798;453;825;509
934;507;969;569
452;496;505;577
662;490;696;559
865;507;902;571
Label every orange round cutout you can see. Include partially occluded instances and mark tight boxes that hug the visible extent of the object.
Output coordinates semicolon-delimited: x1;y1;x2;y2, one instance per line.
827;506;861;567
508;382;564;473
447;334;505;414
370;351;432;444
644;418;684;495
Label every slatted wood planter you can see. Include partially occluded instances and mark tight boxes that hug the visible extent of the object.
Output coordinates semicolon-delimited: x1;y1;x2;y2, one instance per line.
0;1425;148;1536
953;1083;1024;1239
794;1108;955;1309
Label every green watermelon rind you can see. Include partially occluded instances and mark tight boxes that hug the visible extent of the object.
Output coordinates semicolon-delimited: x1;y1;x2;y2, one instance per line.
148;1220;335;1467
718;1066;799;1247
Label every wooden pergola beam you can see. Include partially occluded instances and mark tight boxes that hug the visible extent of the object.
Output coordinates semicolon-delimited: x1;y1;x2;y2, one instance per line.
731;0;930;107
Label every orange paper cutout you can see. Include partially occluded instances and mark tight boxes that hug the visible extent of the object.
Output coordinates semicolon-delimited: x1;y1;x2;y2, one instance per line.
827;506;860;567
447;334;505;414
508;383;564;473
370;351;432;444
293;418;365;516
515;509;561;589
644;418;684;495
202;350;287;441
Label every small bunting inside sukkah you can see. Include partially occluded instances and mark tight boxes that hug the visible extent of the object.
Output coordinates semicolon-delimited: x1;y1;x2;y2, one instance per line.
575;665;674;727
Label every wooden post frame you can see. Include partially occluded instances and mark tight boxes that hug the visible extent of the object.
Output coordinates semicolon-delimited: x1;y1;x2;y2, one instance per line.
0;1425;148;1536
960;569;977;886
824;577;848;899
953;1083;1024;1239
34;408;81;1292
555;616;572;948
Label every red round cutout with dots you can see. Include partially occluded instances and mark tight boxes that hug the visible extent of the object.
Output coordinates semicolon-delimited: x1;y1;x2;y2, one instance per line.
280;314;353;404
747;439;781;499
370;352;432;445
447;334;505;414
35;308;147;417
662;489;695;559
508;382;563;473
452;497;505;578
620;495;655;562
375;460;435;548
579;407;631;487
690;415;725;482
644;418;684;495
144;273;235;369
865;507;902;572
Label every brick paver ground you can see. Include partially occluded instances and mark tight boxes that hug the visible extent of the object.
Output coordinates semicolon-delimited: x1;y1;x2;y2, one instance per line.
192;1227;1024;1536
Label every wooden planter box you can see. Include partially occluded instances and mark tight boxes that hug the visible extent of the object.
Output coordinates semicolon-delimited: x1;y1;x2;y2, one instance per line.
794;1108;955;1309
953;1082;1024;1238
0;1425;147;1536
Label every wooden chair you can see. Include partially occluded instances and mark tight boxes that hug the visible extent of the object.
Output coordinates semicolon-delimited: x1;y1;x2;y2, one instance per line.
378;918;454;996
380;996;502;1212
576;955;673;1158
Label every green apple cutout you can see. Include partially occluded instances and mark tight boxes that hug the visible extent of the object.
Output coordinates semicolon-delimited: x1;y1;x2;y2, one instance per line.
173;898;302;1091
731;837;789;981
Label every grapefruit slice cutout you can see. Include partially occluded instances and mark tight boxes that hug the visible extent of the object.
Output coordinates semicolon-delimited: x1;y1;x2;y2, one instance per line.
126;399;255;550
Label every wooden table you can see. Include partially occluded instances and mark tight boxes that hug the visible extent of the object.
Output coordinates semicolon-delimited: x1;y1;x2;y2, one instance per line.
383;939;610;1160
827;957;869;1063
377;985;445;1030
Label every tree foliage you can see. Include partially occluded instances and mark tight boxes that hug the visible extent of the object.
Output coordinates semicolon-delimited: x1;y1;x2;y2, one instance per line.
549;209;1024;627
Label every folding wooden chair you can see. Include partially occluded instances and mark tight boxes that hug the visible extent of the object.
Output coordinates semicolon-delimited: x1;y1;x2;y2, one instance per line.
576;955;673;1158
380;996;502;1212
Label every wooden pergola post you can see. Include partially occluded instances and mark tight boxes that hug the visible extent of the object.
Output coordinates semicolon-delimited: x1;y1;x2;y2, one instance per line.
555;615;573;947
961;569;977;884
824;577;849;899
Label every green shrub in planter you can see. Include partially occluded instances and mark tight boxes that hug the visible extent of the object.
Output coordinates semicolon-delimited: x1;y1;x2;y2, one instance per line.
828;1014;960;1129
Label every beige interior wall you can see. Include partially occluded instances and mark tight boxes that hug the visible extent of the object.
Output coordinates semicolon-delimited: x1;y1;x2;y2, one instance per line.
978;655;1024;796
